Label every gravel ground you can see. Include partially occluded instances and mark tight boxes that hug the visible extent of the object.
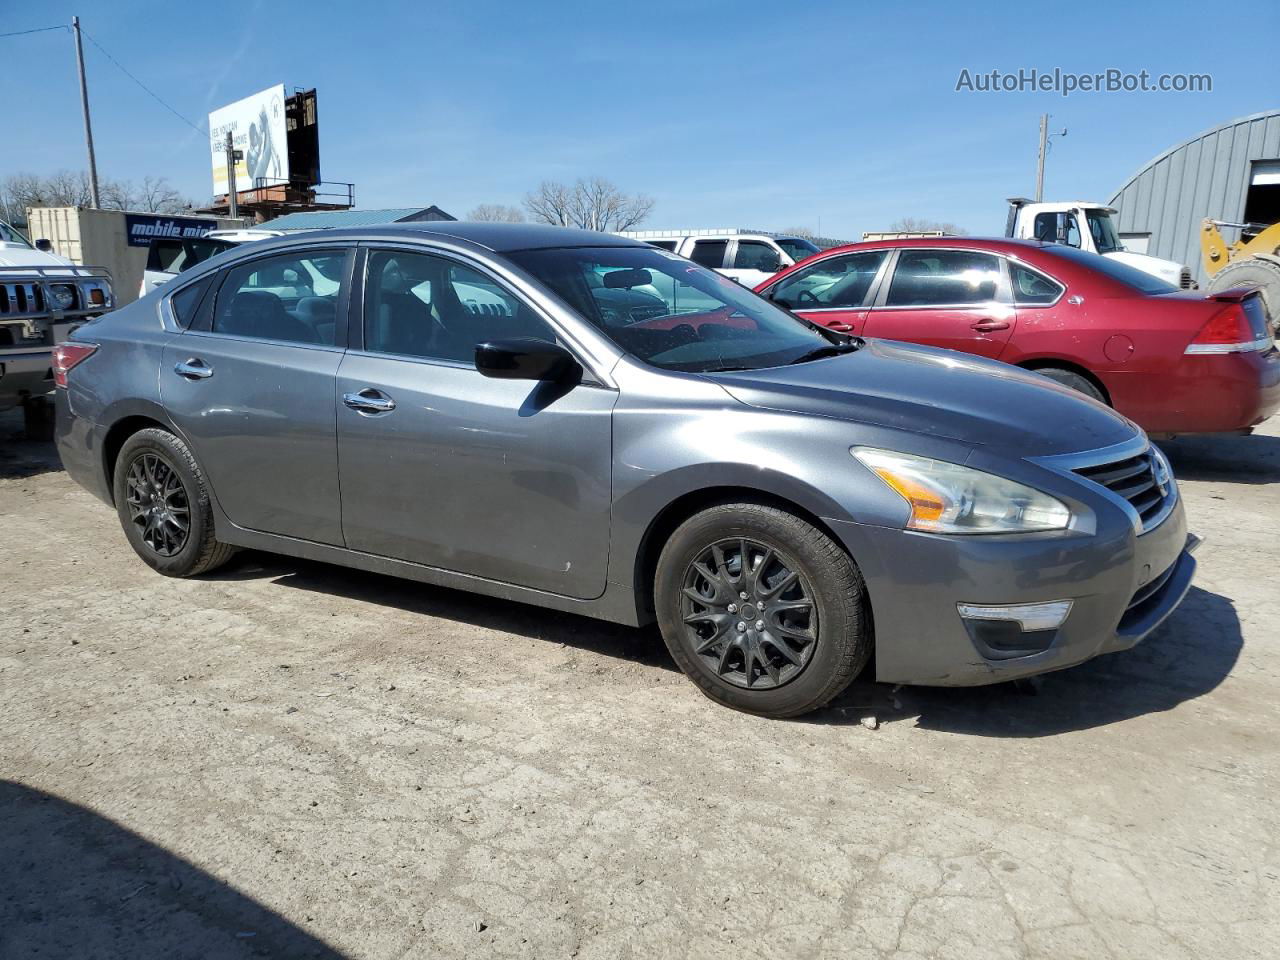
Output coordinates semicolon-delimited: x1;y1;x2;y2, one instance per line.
2;409;1278;959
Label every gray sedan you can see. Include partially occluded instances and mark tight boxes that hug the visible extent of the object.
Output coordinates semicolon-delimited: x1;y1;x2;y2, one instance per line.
54;224;1198;717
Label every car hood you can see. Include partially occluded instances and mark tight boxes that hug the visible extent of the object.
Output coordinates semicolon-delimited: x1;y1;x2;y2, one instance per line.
1105;249;1185;283
0;243;74;268
707;339;1139;457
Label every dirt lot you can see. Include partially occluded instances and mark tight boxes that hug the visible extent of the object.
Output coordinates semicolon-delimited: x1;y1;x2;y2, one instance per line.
2;409;1278;960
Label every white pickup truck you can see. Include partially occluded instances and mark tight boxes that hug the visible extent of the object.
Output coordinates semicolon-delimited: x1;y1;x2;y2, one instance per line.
615;229;824;288
0;220;113;436
1005;199;1194;289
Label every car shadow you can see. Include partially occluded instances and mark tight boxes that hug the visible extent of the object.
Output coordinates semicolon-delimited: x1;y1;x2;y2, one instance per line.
206;551;679;673
0;410;63;480
1160;431;1280;484
816;585;1240;737
0;779;346;959
208;559;1239;737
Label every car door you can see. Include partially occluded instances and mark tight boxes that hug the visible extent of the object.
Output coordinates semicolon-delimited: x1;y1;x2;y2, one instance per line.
722;239;785;288
336;246;616;600
160;245;352;544
761;249;891;336
864;248;1016;359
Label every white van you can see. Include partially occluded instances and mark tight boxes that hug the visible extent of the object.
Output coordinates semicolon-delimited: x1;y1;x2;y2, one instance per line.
615;229;823;288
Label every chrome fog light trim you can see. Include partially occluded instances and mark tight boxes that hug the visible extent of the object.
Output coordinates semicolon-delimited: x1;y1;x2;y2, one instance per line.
957;599;1074;632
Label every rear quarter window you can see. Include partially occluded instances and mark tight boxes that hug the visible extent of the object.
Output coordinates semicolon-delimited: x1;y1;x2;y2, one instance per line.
169;276;213;327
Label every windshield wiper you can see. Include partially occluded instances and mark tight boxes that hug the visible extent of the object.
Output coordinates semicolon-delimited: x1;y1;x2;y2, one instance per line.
788;341;862;365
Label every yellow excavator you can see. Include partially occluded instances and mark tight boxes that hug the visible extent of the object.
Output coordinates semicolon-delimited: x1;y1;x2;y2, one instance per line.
1201;218;1280;335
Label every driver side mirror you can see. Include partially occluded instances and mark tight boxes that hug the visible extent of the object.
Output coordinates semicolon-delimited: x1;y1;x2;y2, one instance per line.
475;338;582;383
35;238;53;253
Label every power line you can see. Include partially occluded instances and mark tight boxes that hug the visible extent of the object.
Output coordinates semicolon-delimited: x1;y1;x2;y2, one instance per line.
0;24;69;39
80;27;208;135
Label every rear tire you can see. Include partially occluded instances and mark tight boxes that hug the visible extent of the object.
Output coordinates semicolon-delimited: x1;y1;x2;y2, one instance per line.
1032;367;1106;403
112;428;236;577
654;503;871;718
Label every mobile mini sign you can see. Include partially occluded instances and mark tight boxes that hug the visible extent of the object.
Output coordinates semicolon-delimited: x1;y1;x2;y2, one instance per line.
209;84;289;195
124;214;221;248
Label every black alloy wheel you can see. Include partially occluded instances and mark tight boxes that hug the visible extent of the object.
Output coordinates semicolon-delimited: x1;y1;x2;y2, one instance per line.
681;537;818;690
124;452;191;557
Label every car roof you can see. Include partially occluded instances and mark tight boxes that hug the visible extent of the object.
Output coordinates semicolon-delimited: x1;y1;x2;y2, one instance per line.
818;236;1055;257
342;221;646;252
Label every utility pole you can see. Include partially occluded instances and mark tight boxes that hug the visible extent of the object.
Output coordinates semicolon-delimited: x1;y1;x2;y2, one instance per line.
1035;113;1048;202
225;131;242;220
71;16;101;209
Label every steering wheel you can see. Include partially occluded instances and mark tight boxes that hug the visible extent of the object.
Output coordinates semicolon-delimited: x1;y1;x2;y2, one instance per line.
795;289;821;307
670;323;699;343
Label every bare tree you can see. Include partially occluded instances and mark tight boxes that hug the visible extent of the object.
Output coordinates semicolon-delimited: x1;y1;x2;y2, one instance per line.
888;217;967;235
1;171;194;217
524;177;654;232
468;203;526;223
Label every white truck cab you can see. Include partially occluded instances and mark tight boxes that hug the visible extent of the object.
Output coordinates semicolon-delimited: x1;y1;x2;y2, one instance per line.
615;229;822;288
1006;198;1194;288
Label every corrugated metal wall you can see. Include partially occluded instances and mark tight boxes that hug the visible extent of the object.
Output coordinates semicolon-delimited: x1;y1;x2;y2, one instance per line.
1109;110;1280;286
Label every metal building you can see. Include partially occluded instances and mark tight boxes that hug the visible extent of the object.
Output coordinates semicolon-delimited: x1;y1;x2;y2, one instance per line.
1109;109;1280;285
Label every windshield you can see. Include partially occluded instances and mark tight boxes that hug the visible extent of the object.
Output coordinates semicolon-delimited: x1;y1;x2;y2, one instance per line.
776;236;820;263
0;222;33;248
1085;210;1123;254
508;245;832;372
1040;245;1177;294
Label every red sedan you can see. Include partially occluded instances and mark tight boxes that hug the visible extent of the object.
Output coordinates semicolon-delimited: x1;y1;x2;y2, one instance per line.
755;237;1280;435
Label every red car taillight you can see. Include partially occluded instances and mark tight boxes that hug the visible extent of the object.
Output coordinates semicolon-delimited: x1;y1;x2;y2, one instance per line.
52;342;98;387
1185;299;1273;355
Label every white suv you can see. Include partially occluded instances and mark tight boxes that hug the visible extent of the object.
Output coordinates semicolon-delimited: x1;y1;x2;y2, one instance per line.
615;229;822;287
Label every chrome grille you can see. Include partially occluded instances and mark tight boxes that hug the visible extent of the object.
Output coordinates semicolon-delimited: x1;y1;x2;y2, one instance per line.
1073;450;1172;531
1;281;43;316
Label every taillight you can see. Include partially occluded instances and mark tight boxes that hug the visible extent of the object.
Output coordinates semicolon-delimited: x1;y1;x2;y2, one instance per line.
1185;302;1272;355
52;342;98;387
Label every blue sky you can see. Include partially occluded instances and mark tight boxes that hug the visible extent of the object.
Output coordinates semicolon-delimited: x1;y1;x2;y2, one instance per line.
3;0;1276;238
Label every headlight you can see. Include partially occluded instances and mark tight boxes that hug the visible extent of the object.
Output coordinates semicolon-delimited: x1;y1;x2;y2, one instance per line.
852;447;1071;534
49;284;77;310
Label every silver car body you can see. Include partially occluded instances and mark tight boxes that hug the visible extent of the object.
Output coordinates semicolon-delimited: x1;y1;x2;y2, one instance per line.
56;223;1196;686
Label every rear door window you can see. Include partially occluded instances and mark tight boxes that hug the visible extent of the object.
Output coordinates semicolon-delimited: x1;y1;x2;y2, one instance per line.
211;249;349;346
886;250;1002;306
689;240;728;269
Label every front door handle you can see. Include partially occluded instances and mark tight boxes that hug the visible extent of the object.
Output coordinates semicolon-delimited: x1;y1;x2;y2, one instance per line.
174;358;213;380
343;388;396;415
970;319;1010;332
827;322;856;333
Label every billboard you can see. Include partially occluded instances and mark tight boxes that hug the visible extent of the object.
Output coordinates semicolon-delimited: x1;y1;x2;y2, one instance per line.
209;84;288;195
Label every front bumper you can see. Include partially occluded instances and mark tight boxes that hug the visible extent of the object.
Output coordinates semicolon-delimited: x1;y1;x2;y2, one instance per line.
826;494;1195;686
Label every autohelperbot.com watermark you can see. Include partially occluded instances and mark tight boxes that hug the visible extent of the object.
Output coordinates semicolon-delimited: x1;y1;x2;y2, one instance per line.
955;67;1212;97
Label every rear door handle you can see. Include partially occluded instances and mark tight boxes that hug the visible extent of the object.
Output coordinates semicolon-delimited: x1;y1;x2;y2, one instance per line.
174;358;213;380
970;320;1010;332
343;388;396;415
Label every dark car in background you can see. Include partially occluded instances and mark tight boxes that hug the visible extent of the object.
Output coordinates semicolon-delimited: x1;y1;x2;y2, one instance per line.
756;236;1280;435
55;224;1197;717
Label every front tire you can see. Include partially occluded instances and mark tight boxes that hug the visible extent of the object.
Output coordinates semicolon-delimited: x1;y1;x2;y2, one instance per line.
654;503;871;718
112;428;235;577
